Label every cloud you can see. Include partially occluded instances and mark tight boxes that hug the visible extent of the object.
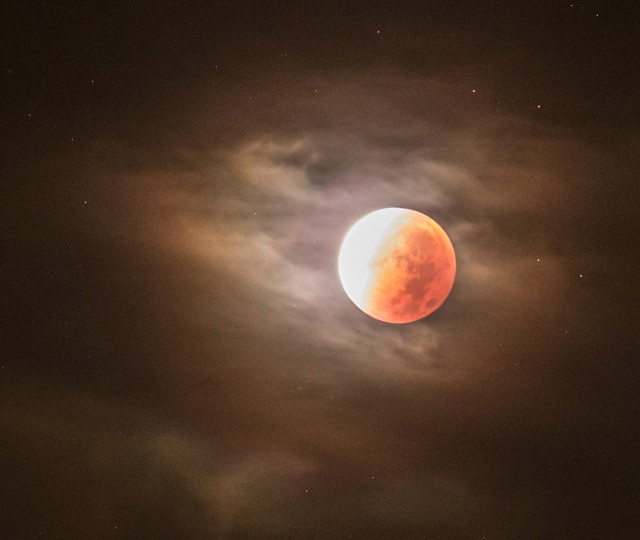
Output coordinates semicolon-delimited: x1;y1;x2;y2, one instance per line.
8;66;624;537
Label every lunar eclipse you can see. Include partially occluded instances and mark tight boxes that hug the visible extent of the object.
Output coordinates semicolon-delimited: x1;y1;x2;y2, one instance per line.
4;1;639;537
339;208;456;323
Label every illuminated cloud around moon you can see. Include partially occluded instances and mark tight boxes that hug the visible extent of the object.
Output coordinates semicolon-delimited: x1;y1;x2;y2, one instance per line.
338;208;456;324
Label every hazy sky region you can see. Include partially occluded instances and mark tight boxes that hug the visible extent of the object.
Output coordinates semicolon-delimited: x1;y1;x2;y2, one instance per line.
2;2;639;538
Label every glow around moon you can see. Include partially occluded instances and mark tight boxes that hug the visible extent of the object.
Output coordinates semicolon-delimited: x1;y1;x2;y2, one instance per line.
338;208;456;324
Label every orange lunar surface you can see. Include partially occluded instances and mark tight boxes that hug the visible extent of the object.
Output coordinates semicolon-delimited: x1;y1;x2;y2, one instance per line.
338;208;456;323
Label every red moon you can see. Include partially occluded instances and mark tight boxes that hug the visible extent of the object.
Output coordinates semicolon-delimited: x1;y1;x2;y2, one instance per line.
338;208;456;324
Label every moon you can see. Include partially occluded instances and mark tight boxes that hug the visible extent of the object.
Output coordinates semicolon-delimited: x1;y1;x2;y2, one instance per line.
338;208;456;324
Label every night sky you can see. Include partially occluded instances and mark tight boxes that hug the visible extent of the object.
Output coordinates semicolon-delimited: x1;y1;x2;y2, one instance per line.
2;1;640;538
